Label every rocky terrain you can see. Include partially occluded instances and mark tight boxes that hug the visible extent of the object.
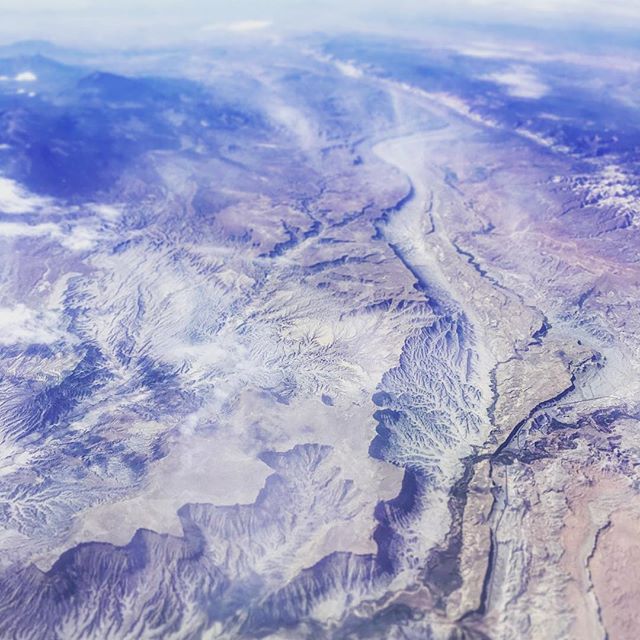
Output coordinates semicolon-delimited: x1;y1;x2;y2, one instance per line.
0;31;638;639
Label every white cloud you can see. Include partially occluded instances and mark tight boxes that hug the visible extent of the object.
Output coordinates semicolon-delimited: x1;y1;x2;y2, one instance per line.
268;103;317;149
227;19;271;32
0;177;53;214
201;19;272;33
0;220;98;251
482;65;549;99
0;304;63;345
0;221;60;238
334;60;363;78
91;203;123;221
14;71;37;82
0;178;107;250
62;226;97;250
454;42;640;73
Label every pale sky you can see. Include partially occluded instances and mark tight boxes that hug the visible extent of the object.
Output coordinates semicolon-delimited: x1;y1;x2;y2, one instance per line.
0;0;637;47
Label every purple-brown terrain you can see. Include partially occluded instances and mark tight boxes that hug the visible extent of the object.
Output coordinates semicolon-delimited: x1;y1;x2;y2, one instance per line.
0;20;638;640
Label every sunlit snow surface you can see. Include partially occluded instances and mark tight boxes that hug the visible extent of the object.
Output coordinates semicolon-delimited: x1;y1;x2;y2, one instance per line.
0;31;639;640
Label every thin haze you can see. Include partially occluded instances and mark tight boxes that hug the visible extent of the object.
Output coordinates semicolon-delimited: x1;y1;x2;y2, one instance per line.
0;0;638;48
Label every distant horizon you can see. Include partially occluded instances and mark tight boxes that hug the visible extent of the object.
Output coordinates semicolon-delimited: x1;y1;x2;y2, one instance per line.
0;0;638;49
